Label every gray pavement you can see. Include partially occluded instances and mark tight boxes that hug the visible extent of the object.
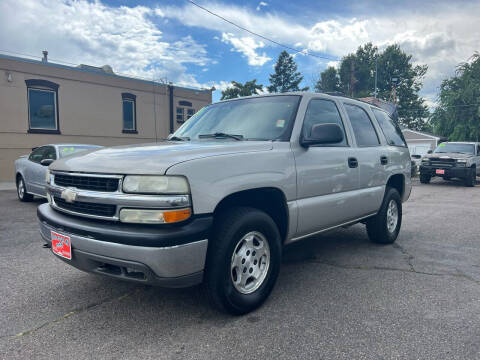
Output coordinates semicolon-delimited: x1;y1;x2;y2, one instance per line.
1;178;480;359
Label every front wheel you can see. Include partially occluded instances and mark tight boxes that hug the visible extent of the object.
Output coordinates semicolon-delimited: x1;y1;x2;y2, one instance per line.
17;177;34;202
420;174;431;184
464;168;476;187
204;207;282;315
366;187;402;244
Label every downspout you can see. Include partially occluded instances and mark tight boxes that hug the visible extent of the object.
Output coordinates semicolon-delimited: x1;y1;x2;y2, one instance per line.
168;84;174;134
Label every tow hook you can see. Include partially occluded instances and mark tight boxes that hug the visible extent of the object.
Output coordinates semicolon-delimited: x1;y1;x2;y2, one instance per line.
42;243;51;249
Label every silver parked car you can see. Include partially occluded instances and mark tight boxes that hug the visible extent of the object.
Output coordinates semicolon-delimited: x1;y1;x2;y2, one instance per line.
38;93;411;314
15;144;101;201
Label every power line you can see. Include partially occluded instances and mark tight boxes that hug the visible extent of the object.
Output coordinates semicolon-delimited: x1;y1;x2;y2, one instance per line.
185;0;338;61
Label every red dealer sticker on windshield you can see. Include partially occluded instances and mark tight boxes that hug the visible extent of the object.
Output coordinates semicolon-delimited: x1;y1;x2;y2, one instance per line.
51;231;72;260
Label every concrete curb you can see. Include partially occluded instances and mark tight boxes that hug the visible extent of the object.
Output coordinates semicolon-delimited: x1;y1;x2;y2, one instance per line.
0;182;16;191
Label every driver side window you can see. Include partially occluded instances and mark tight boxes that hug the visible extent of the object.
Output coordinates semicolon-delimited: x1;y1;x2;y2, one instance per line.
28;147;46;163
302;99;348;146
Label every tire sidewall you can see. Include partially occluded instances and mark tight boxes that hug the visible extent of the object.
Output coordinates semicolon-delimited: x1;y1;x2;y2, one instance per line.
214;210;281;314
382;188;402;242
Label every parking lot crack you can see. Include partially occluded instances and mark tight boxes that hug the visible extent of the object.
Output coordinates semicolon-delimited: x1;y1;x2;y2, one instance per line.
392;243;416;272
6;289;140;339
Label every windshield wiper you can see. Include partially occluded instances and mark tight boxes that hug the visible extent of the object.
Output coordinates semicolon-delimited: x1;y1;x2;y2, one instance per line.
167;135;190;141
198;132;244;141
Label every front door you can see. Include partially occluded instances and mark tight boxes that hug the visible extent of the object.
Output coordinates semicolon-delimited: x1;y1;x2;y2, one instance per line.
293;98;360;237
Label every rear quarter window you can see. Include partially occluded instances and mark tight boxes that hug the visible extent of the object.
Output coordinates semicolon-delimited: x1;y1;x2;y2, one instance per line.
372;108;406;147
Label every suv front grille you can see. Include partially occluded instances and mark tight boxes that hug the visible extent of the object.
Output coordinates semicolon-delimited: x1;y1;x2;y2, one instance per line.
54;197;116;217
54;174;119;192
429;158;455;168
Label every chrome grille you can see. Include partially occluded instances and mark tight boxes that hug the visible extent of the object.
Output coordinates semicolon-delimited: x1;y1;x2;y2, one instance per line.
429;158;455;168
54;197;116;217
54;174;119;192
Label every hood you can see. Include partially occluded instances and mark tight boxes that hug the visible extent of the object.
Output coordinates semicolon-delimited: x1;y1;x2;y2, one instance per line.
424;152;473;160
50;141;273;175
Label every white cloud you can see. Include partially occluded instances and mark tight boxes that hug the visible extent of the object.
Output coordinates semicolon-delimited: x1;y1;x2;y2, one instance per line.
221;33;271;66
256;2;268;11
156;1;480;102
0;0;210;88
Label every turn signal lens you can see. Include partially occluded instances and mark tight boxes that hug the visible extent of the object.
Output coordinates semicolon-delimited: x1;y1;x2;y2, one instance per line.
163;209;191;223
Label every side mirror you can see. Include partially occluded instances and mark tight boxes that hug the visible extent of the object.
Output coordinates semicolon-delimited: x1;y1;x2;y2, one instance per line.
301;123;344;147
40;159;54;166
427;150;433;154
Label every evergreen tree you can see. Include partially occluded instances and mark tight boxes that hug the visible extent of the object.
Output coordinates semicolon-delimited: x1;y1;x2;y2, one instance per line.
268;51;309;93
221;80;263;100
314;66;340;93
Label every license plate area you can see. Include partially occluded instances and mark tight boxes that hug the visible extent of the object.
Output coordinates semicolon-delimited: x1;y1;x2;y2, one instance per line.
436;169;445;175
51;231;72;260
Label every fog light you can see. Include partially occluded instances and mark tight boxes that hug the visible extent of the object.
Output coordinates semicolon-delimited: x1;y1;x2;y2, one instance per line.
119;208;191;224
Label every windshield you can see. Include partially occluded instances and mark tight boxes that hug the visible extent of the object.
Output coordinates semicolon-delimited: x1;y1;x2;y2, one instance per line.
59;145;101;158
433;143;475;154
173;95;301;141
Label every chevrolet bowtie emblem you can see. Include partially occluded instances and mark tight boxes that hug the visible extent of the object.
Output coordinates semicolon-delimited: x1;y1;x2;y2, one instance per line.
61;188;77;203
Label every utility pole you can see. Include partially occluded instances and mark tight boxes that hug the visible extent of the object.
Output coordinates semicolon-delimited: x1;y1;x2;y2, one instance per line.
374;56;378;98
349;61;355;97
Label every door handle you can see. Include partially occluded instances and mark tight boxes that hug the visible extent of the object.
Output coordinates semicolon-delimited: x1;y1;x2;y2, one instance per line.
348;157;358;168
380;156;388;165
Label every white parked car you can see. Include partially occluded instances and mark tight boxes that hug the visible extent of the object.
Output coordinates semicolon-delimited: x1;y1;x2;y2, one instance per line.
14;144;101;201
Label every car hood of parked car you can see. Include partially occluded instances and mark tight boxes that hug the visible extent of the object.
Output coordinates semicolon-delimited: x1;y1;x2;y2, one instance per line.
423;152;474;159
49;141;273;175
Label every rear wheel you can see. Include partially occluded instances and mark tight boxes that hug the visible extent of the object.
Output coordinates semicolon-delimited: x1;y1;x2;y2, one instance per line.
204;207;281;315
464;168;476;187
16;176;33;202
366;187;402;244
420;174;431;184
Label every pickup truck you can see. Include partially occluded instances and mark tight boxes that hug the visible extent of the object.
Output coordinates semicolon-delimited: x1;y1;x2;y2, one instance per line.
38;93;412;314
419;141;480;186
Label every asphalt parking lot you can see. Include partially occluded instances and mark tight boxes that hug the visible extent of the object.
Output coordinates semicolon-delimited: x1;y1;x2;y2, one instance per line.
1;179;480;359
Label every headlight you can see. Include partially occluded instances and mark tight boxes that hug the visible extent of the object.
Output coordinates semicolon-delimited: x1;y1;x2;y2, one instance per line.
122;176;189;194
456;159;467;163
421;159;430;164
119;208;191;224
45;168;51;183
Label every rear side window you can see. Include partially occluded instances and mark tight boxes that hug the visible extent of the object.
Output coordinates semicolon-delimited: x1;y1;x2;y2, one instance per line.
303;99;348;146
372;108;406;147
344;104;380;147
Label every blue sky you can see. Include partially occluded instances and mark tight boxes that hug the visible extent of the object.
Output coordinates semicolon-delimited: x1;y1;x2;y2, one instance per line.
1;0;479;104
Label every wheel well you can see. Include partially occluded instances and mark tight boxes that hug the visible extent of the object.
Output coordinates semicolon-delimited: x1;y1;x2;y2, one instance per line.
213;188;289;242
386;174;404;198
16;173;22;183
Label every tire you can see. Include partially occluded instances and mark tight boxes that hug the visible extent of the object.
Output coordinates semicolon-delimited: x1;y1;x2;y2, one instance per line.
16;176;34;202
464;168;476;187
204;207;282;315
419;174;431;184
366;187;402;244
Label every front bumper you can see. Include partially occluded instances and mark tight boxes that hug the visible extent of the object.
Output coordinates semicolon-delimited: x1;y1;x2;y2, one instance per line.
420;165;470;178
38;204;212;287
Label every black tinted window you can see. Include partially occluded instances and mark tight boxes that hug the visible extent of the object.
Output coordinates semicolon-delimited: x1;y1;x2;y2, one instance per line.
28;147;47;163
372;108;406;146
43;146;56;160
303;99;347;146
344;104;380;147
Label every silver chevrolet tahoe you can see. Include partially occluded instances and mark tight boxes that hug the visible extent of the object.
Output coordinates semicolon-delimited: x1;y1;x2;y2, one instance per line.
38;93;412;314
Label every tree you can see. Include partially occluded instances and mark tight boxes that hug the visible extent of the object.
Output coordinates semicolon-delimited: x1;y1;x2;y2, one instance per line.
221;80;263;100
318;43;430;130
268;51;309;93
430;54;480;141
314;66;340;93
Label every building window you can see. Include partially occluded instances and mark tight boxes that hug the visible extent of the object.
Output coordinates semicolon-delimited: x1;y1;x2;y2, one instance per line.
187;108;195;119
176;107;184;123
25;79;59;134
122;93;137;133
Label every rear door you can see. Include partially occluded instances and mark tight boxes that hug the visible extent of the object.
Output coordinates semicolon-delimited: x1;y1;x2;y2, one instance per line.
342;103;386;216
293;98;360;237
